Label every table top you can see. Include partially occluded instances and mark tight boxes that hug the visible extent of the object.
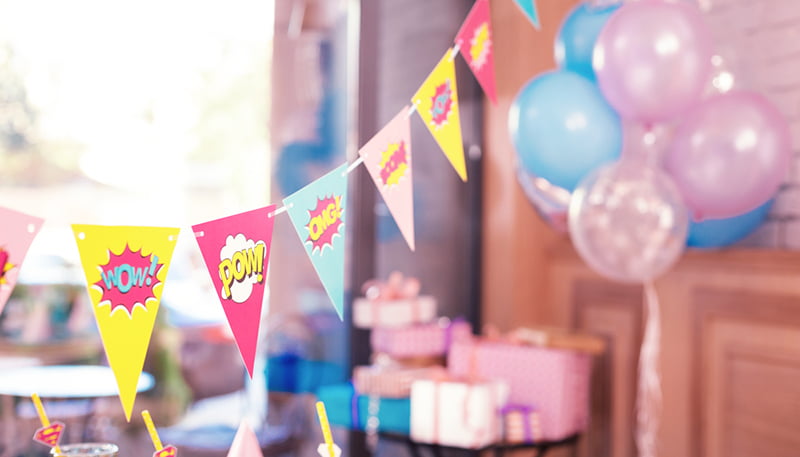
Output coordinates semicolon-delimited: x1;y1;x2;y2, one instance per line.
0;365;154;398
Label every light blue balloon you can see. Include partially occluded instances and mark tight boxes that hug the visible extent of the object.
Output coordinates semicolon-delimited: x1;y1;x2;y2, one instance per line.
509;70;622;191
687;200;773;249
555;3;620;81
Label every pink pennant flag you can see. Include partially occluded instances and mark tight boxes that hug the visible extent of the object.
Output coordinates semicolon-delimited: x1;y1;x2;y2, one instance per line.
359;107;415;250
193;206;276;378
455;0;497;104
227;421;263;457
0;207;44;315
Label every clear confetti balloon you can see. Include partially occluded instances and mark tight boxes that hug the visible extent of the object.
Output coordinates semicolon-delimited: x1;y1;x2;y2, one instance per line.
568;160;689;282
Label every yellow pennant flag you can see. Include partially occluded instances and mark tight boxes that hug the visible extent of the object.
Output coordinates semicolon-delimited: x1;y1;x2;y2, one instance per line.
72;225;179;421
411;48;467;181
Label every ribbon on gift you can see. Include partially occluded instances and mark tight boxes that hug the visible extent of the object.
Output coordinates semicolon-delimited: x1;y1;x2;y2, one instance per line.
362;271;423;325
443;316;471;349
349;388;361;430
500;404;542;444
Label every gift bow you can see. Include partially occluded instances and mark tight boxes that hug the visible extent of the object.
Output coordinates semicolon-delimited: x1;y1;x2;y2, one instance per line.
361;271;421;301
482;325;548;346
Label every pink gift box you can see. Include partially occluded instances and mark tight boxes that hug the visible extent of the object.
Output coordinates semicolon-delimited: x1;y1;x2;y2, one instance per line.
371;319;472;358
448;339;591;441
353;364;446;398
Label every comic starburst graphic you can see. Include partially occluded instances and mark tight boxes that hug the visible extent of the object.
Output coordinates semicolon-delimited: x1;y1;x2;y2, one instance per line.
430;79;453;130
469;23;491;70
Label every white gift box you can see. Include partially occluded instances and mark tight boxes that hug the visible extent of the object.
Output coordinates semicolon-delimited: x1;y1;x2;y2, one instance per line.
410;378;509;449
352;296;436;328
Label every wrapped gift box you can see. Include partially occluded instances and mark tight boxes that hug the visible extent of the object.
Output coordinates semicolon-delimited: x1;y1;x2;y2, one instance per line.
410;378;509;449
370;319;471;358
316;383;410;435
353;295;437;329
448;339;591;441
501;404;542;444
353;364;446;398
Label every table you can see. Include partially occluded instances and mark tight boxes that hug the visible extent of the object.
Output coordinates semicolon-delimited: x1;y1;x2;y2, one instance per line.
358;431;580;457
0;365;154;457
0;365;154;397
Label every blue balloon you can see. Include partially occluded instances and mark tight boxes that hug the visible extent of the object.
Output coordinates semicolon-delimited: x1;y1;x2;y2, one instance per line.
555;3;620;81
509;70;622;191
687;200;773;249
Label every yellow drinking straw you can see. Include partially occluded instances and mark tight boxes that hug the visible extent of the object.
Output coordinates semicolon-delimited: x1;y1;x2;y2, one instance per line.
142;410;164;452
315;401;336;457
31;393;63;456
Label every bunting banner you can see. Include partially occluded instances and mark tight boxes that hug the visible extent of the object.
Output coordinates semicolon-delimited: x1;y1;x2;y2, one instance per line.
72;225;179;421
283;163;348;320
411;48;467;182
455;0;497;104
0;207;44;315
192;206;276;378
513;0;541;30
359;107;416;250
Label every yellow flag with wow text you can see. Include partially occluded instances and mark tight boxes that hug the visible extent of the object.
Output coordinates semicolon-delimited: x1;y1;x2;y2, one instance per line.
72;225;179;421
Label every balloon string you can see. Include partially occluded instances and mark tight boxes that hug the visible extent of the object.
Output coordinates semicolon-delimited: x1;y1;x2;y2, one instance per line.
637;281;662;457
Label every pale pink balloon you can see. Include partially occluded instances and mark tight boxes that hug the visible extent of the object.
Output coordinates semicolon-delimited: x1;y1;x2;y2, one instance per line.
593;0;713;123
665;91;791;220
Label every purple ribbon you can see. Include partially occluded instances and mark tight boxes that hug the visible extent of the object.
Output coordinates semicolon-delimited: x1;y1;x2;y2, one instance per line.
350;388;361;429
443;316;468;350
500;404;537;443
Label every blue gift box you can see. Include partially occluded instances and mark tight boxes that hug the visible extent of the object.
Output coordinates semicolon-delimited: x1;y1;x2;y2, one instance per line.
316;383;411;435
267;354;347;394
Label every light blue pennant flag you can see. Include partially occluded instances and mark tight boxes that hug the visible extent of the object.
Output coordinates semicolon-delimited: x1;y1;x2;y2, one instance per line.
283;162;348;320
513;0;540;30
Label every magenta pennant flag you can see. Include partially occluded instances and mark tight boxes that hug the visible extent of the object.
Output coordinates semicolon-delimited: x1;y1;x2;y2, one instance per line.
0;207;44;315
192;206;276;377
455;0;497;104
359;107;415;250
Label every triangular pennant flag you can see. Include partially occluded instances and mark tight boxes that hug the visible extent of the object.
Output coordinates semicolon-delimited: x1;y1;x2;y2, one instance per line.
359;107;415;251
411;49;468;182
283;163;348;320
455;0;498;104
192;206;276;378
0;207;44;315
72;225;179;421
513;0;541;29
227;421;264;457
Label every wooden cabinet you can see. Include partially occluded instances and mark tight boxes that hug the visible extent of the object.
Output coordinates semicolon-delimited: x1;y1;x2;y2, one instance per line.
544;246;800;457
484;2;800;456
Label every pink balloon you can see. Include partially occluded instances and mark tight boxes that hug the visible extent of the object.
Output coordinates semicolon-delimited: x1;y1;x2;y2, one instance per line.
593;0;713;123
665;91;791;220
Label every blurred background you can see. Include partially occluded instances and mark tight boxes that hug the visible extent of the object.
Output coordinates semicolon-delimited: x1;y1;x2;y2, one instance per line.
1;0;799;456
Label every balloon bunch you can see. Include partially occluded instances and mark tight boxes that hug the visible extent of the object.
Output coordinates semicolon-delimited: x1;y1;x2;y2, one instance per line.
510;0;791;283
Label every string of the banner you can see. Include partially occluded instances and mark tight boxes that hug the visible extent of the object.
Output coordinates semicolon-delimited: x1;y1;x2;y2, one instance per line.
267;43;461;222
252;44;464;224
637;281;662;457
